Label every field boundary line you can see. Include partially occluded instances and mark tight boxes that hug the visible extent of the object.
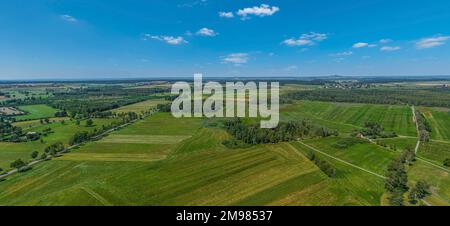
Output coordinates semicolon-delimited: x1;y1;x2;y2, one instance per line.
417;157;450;173
81;186;113;206
296;141;387;179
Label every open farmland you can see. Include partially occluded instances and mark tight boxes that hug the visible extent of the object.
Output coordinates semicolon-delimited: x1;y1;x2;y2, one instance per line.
1;81;450;207
281;101;416;136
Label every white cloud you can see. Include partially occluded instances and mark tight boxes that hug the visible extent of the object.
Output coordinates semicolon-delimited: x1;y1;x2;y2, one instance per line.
144;34;188;45
379;39;393;44
416;35;450;49
60;15;77;23
284;65;298;71
219;11;234;18
283;32;328;47
380;46;401;52
353;42;377;48
237;4;280;19
330;51;353;57
196;28;218;37
352;42;369;48
222;53;249;65
178;0;208;8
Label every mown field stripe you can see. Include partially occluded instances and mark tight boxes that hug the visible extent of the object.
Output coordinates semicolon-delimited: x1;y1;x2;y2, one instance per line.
296;142;387;179
81;187;113;206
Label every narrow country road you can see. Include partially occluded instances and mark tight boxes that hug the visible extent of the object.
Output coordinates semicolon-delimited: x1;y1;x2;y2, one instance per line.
411;105;421;154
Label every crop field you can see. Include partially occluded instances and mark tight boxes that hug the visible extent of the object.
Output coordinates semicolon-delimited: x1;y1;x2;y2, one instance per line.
15;104;58;121
112;99;167;113
290;141;390;205
0;127;386;206
281;101;416;136
419;107;450;141
0;112;402;206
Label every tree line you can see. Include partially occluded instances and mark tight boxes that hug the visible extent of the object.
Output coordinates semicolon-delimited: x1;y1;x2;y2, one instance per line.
415;109;432;142
224;118;338;145
385;147;431;205
281;87;450;108
305;151;337;178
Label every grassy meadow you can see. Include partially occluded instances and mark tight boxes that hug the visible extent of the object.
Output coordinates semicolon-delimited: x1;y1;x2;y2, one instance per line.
15;104;58;121
419;107;450;141
281;101;416;136
0;118;118;170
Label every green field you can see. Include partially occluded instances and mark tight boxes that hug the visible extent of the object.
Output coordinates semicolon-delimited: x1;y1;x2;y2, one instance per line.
0;118;118;170
0;113;408;206
1;91;449;206
420;107;450;141
15;104;58;121
408;160;450;205
419;141;450;166
281;101;416;136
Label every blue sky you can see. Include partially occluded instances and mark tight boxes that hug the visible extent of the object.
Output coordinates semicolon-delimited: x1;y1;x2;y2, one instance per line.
1;0;450;79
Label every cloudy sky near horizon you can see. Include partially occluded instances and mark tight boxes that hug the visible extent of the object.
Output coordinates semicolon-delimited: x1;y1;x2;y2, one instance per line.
1;0;450;79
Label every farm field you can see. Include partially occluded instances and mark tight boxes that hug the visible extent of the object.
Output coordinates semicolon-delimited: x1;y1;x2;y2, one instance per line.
0;111;415;206
112;99;167;114
419;141;450;166
281;101;416;136
408;160;450;206
290;141;390;205
419;107;450;141
0;118;388;206
14;104;58;121
0;118;118;170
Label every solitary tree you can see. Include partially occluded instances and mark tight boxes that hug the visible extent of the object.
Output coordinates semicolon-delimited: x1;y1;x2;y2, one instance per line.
86;119;94;127
10;159;26;169
31;151;39;159
444;158;450;167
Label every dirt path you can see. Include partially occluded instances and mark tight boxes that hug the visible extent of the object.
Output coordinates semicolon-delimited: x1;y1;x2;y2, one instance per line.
295;142;386;179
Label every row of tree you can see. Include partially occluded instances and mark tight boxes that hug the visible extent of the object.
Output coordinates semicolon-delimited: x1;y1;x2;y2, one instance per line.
415;110;432;142
305;151;337;178
357;122;397;139
385;147;430;205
